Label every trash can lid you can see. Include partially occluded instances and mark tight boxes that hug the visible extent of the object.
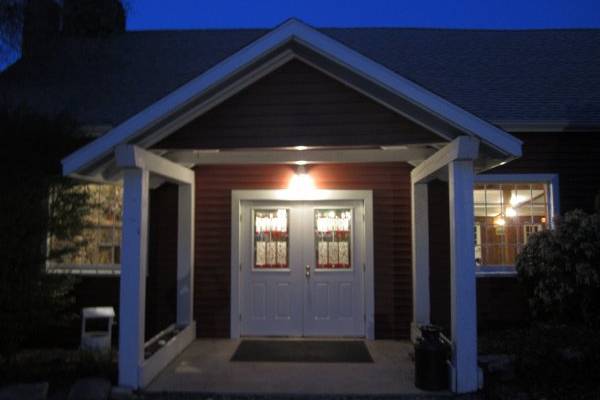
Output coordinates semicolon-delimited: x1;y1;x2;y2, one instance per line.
419;324;442;333
82;307;115;319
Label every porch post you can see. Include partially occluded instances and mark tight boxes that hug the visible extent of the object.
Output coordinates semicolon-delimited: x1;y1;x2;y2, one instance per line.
118;168;150;388
411;182;430;342
448;159;478;393
176;181;195;326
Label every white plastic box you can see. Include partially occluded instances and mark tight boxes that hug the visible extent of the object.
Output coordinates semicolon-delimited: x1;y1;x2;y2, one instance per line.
81;307;115;353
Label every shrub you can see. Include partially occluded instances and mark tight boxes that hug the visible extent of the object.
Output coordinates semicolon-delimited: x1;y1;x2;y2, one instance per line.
516;209;600;326
0;106;92;363
480;324;600;399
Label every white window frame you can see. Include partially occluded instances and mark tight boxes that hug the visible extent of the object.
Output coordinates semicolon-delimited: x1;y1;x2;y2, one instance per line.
473;173;559;277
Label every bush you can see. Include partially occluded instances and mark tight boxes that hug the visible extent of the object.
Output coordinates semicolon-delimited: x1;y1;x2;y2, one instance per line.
480;324;600;399
0;106;92;363
0;349;117;390
516;210;600;326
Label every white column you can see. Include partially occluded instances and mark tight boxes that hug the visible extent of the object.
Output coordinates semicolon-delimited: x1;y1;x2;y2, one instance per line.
176;181;195;326
411;182;430;342
448;160;478;393
118;168;150;389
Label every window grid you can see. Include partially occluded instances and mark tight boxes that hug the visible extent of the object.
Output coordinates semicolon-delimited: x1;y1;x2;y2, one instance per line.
474;183;549;267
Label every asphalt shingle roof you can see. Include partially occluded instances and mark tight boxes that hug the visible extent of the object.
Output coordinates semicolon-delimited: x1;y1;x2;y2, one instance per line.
1;27;599;127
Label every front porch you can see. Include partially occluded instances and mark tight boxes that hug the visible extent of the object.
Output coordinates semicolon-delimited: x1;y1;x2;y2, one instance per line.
61;19;523;395
147;339;435;396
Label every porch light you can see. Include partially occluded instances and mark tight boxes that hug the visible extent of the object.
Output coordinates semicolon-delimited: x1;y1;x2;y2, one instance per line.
494;216;506;227
288;165;316;195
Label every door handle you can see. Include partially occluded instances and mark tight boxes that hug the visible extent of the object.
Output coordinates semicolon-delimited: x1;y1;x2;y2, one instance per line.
305;264;311;277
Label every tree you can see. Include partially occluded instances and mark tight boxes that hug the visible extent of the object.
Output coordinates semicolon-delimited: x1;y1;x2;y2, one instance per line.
0;0;24;67
0;105;93;363
0;0;129;69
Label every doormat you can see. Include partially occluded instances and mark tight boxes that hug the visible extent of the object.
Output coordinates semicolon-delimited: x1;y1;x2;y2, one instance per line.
231;340;373;363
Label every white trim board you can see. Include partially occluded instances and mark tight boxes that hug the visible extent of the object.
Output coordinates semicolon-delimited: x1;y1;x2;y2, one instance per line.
62;18;521;179
230;189;375;340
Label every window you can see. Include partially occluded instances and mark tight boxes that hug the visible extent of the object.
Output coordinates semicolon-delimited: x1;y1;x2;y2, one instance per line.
253;209;289;269
473;175;557;270
314;209;352;270
47;184;122;274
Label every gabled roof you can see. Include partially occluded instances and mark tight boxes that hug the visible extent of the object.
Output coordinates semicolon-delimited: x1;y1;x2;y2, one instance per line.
56;19;522;177
1;23;599;130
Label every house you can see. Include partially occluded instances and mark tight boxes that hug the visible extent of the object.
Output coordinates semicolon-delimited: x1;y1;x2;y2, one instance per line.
1;2;600;394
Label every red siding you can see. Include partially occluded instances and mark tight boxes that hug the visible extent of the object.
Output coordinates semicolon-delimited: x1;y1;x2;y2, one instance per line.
154;60;438;150
146;183;179;340
194;163;413;339
490;132;600;213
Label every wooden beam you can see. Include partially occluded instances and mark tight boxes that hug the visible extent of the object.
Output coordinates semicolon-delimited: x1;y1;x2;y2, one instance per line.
176;182;195;326
115;145;194;184
118;168;149;389
448;160;479;393
411;136;479;184
164;147;435;165
411;183;430;342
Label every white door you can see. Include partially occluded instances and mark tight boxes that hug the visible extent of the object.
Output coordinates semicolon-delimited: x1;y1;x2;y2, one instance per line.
240;201;365;337
303;202;365;336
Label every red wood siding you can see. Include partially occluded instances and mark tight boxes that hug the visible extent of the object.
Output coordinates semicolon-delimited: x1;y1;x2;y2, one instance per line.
153;60;439;150
146;183;178;340
193;163;413;339
489;132;600;213
427;180;451;334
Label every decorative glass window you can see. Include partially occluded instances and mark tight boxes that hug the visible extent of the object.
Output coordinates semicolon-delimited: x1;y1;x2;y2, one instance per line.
314;209;352;270
473;183;549;266
48;184;122;274
254;209;289;269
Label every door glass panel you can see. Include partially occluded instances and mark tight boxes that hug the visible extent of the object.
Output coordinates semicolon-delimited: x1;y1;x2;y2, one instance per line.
254;209;289;269
314;209;352;270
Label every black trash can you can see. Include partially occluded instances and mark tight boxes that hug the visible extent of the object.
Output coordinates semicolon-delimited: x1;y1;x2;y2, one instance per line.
414;325;449;390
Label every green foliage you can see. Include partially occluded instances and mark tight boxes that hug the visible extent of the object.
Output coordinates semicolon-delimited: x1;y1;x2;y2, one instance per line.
0;105;92;362
0;349;117;388
480;324;600;399
516;209;600;326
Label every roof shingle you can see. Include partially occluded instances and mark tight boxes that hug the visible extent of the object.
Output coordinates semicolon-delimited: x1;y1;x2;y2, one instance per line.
1;27;599;127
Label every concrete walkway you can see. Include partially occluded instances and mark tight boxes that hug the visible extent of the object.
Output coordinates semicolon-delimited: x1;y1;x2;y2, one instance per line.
146;339;450;396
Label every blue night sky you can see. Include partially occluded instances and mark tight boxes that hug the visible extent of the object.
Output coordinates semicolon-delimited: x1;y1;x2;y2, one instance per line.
126;0;600;30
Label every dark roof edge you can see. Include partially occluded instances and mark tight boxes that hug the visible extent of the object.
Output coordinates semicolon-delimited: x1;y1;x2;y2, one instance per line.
125;26;600;34
495;120;600;133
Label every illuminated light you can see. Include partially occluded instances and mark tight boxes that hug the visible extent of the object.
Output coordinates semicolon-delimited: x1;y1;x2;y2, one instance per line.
287;166;316;197
381;145;408;150
541;217;547;223
294;146;308;151
506;207;517;217
510;194;527;207
499;161;507;166
295;160;308;166
494;216;506;226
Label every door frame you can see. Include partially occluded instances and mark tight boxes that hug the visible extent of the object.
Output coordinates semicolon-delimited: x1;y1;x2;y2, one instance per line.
230;190;375;339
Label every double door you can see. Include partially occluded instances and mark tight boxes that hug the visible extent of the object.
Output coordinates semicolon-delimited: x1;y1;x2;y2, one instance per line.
240;201;365;337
